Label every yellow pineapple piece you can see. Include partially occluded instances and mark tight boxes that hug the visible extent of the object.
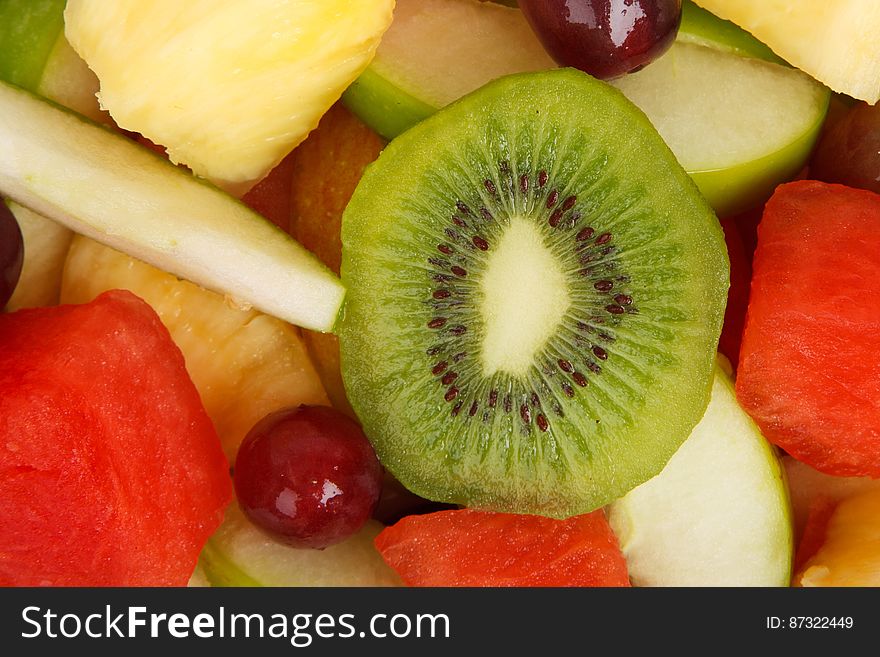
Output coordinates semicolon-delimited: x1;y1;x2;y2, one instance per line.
64;0;395;192
694;0;880;103
61;235;330;461
795;488;880;586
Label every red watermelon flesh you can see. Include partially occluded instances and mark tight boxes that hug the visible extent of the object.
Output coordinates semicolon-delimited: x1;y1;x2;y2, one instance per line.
374;509;630;587
736;180;880;477
0;290;231;586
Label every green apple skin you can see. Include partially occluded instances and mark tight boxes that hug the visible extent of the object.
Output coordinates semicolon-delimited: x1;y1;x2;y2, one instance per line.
612;41;830;218
0;0;105;122
607;359;793;587
0;80;345;332
687;106;827;217
0;0;66;92
678;0;784;64
342;67;434;142
199;503;401;587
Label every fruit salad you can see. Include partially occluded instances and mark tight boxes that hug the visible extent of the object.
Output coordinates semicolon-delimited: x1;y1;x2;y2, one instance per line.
2;0;879;588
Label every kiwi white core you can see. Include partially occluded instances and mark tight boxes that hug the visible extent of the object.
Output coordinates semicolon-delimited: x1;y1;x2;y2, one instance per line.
478;216;570;378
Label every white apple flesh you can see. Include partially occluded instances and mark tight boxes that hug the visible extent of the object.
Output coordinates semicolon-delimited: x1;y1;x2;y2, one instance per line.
199;502;401;587
0;80;345;332
608;361;792;587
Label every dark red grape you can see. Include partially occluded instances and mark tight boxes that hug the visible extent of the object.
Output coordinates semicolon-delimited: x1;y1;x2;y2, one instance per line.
518;0;682;80
233;405;383;549
1;202;23;309
811;101;880;194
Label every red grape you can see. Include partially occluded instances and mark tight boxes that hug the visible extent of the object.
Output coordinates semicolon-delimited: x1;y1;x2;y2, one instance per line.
1;202;23;309
518;0;682;80
233;405;383;549
811;101;880;194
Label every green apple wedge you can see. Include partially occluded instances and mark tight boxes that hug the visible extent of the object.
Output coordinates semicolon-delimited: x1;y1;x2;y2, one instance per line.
607;359;792;587
0;0;112;313
0;0;105;123
343;0;829;216
0;79;345;332
200;502;401;587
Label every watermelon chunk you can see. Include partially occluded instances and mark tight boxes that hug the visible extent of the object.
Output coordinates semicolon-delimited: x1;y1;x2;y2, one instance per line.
736;181;880;477
374;509;630;587
0;290;231;586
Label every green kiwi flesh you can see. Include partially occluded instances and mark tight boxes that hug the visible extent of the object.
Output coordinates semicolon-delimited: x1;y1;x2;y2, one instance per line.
339;69;728;518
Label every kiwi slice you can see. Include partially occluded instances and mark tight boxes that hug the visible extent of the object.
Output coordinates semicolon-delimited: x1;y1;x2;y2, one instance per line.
339;69;728;518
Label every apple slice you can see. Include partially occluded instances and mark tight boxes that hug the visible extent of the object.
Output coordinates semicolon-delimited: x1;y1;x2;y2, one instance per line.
676;0;783;63
611;41;828;216
0;80;344;332
0;0;105;122
342;0;554;140
345;0;829;216
607;360;792;587
200;502;401;587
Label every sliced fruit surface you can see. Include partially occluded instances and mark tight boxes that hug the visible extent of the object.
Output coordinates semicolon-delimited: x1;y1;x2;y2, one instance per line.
64;0;394;191
694;0;880;103
200;502;400;587
737;181;880;477
795;488;880;587
340;69;727;518
375;509;630;587
5;202;72;311
677;0;782;63
0;0;104;122
61;236;330;462
343;0;554;140
0;290;231;586
611;41;828;216
345;0;828;216
608;361;791;587
0;0;66;92
0;80;344;331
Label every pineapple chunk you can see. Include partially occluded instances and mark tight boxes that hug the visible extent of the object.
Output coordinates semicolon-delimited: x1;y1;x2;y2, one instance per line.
64;0;395;191
795;488;880;586
694;0;880;103
61;236;330;461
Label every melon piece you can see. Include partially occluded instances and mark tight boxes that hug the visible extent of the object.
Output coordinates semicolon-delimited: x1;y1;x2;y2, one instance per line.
0;290;231;586
64;0;394;192
795;488;880;586
694;0;880;103
375;509;630;587
61;236;330;461
288;103;386;416
784;455;880;542
737;181;880;477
